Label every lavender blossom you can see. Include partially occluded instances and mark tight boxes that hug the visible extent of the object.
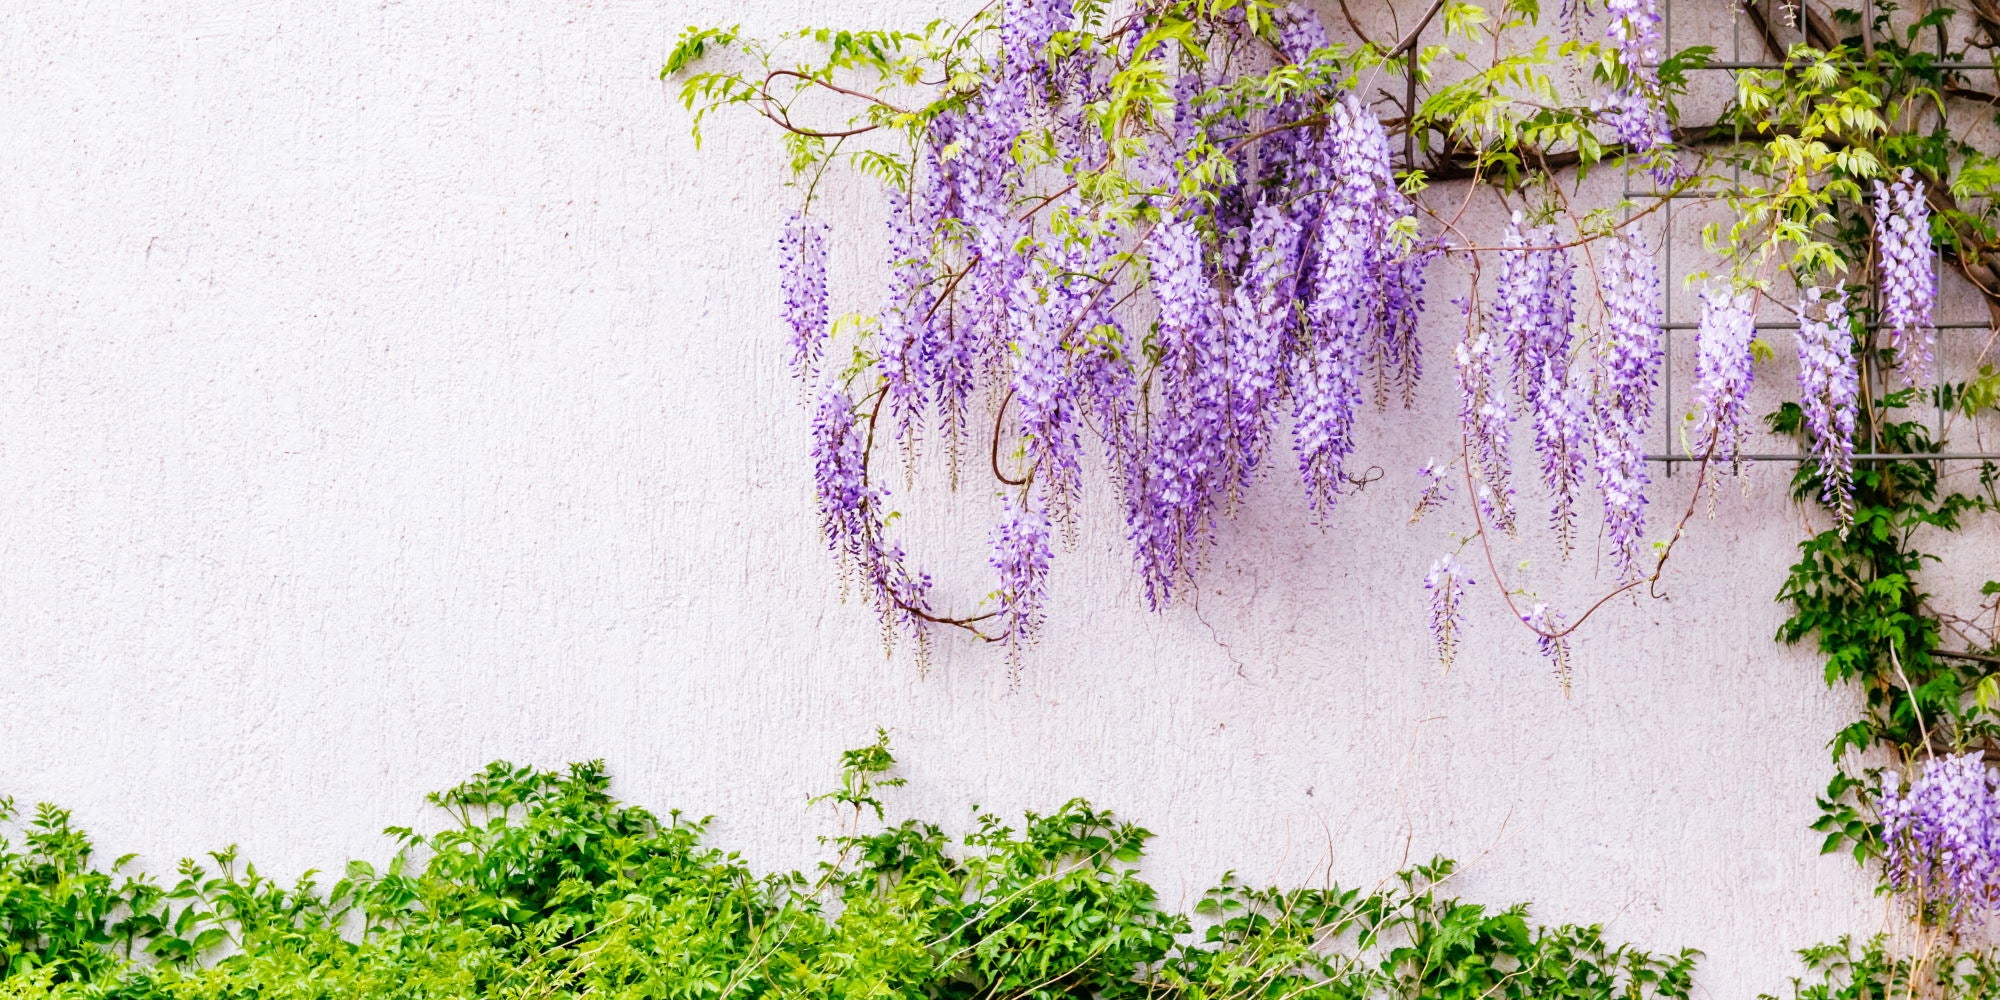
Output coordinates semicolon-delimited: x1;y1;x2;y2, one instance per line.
1375;245;1436;407
1522;602;1573;688
1411;459;1453;523
779;213;830;379
1131;218;1230;607
1875;169;1938;384
1879;754;2000;929
1536;359;1592;554
1012;253;1084;516
812;387;872;556
1599;0;1676;176
813;386;934;651
1795;286;1858;523
1297;94;1395;513
990;493;1054;657
880;187;935;440
1272;0;1330;63
1455;314;1517;536
1226;202;1303;490
1425;554;1473;668
1690;285;1756;461
1592;234;1661;580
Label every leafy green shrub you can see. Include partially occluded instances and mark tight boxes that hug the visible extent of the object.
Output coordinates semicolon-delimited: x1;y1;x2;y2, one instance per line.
1759;935;2000;1000
0;733;1695;999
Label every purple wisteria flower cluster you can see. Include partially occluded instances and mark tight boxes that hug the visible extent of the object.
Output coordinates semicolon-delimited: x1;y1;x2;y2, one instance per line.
811;386;935;654
1875;169;1938;385
780;213;830;380
1593;234;1662;579
1796;287;1858;523
1482;214;1593;550
989;495;1052;663
1459;223;1660;585
793;0;1464;657
1522;601;1572;688
772;0;1892;666
1426;554;1473;668
1436;215;1644;678
1599;0;1676;177
1879;753;2000;929
1690;284;1756;462
1459;299;1516;536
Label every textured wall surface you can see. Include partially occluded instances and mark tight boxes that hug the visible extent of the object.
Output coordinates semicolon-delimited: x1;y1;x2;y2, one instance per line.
5;1;1983;995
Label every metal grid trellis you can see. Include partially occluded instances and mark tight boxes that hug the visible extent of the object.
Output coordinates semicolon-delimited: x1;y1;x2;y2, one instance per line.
1382;0;2000;469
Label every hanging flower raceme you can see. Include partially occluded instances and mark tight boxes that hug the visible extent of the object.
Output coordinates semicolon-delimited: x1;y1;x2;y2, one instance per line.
1690;285;1756;461
918;116;983;449
1795;287;1858;524
1227;203;1304;492
1070;273;1139;498
1600;89;1672;160
1535;362;1592;554
1488;228;1588;552
1012;255;1085;518
1297;93;1400;514
960;117;1028;378
1875;169;1938;385
1375;245;1437;407
1879;754;2000;930
1491;215;1565;402
1471;214;1581;539
999;0;1072;98
1605;0;1663;77
812;387;873;557
1592;234;1662;579
880;188;935;440
812;386;935;649
1522;602;1572;687
1456;308;1516;536
1412;460;1453;522
1273;0;1330;63
1131;217;1230;608
990;494;1053;657
780;213;831;379
1425;554;1472;667
1267;4;1334;205
1599;0;1676;177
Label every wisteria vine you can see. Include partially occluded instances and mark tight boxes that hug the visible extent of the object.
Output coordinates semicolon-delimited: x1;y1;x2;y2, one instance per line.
677;0;1946;680
671;0;2000;976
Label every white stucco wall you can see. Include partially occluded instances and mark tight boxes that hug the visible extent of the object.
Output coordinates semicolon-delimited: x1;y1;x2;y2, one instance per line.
7;1;1990;995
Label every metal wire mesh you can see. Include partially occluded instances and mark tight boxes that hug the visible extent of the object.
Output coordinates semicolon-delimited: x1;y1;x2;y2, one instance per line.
1388;0;2000;468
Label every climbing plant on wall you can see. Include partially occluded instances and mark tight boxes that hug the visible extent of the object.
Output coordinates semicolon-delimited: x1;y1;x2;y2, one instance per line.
668;0;2000;980
666;0;1991;673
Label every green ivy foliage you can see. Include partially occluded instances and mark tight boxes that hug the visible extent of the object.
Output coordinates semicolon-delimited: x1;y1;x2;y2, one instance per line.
1773;391;2000;870
0;735;1695;1000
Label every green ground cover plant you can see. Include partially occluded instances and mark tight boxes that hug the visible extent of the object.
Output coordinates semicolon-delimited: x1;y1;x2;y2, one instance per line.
0;734;1695;1000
